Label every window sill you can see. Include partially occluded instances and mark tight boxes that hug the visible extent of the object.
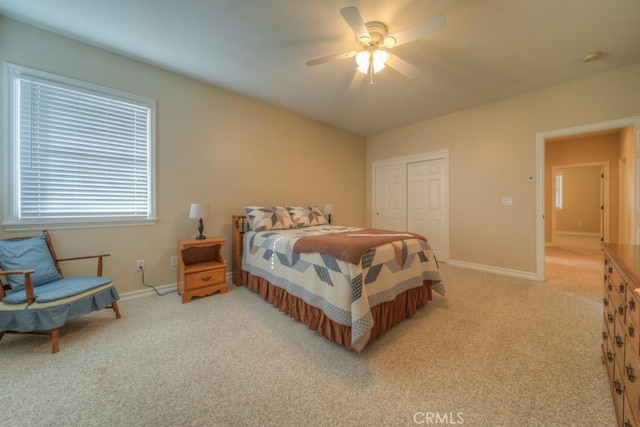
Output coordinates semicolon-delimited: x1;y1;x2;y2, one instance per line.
2;218;158;233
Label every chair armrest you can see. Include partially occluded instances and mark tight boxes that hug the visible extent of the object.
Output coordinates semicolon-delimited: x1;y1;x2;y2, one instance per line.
0;270;36;304
0;269;36;276
56;254;110;276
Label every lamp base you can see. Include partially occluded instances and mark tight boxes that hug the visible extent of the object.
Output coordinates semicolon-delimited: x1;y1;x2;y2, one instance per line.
196;218;206;240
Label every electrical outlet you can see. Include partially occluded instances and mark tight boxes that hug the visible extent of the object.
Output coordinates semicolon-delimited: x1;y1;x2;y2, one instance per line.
136;260;144;270
170;255;177;267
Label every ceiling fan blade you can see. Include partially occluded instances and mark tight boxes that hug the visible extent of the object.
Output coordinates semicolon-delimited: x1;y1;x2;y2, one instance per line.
348;71;365;92
306;50;357;67
387;54;420;78
388;13;446;47
340;6;371;41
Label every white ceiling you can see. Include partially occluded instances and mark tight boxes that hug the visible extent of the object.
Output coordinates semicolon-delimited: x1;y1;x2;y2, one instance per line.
1;0;639;136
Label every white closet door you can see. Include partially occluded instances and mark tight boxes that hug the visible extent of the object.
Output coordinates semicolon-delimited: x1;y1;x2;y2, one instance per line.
373;164;407;231
407;159;448;261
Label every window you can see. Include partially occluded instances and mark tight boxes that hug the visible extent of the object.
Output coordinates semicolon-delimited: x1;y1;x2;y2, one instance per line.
3;63;156;230
555;173;563;210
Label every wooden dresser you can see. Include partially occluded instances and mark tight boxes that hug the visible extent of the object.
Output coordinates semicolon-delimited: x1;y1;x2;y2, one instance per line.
602;243;640;426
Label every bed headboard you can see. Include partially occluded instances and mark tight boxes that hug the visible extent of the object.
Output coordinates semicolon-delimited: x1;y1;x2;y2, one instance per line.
231;214;250;285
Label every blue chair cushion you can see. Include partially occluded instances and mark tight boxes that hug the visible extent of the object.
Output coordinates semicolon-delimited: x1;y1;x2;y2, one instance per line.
0;234;63;291
2;276;112;304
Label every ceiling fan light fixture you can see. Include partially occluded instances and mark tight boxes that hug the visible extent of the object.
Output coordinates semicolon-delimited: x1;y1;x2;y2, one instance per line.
356;49;389;75
356;51;371;74
372;49;388;73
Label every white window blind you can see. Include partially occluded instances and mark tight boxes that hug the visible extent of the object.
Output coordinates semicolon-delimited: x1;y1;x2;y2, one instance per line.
4;63;156;229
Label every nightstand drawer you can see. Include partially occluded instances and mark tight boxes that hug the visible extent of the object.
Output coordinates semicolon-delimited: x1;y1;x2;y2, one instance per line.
185;268;225;290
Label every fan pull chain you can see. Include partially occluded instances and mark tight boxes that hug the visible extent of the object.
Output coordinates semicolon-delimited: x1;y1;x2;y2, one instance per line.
369;60;374;85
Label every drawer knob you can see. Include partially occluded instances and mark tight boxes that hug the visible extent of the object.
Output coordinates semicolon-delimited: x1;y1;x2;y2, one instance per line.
608;313;615;323
603;298;608;307
626;365;636;382
615;334;624;347
201;276;212;282
630;324;635;338
609;283;613;292
603;331;609;340
631;299;636;311
608;351;614;363
614;379;623;394
619;305;625;316
620;283;626;293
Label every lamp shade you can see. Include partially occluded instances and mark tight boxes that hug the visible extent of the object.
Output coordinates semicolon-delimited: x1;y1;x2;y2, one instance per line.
189;203;210;219
323;204;334;215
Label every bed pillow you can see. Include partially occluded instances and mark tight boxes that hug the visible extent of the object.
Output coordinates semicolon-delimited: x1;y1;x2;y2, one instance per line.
0;234;63;291
244;206;294;231
286;206;328;228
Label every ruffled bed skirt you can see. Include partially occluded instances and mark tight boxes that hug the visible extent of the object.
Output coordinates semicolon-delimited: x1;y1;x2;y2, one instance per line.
242;271;433;352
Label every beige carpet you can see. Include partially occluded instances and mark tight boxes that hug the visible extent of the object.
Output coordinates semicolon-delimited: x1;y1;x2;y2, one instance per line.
0;251;614;426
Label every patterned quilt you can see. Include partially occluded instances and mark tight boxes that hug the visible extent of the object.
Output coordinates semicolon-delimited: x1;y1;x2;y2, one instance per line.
242;225;444;351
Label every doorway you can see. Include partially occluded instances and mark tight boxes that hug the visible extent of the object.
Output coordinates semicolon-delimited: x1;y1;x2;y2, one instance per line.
536;117;640;281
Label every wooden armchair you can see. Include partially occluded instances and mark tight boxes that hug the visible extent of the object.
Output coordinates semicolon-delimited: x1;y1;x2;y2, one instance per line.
0;231;121;353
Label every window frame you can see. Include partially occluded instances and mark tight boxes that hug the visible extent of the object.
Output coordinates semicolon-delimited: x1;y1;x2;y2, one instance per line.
3;62;157;231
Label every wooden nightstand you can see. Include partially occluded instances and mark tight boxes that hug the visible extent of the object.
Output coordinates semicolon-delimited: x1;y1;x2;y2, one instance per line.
177;237;227;303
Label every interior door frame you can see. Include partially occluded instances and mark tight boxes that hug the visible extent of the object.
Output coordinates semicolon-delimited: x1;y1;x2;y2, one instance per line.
536;116;640;281
372;149;449;261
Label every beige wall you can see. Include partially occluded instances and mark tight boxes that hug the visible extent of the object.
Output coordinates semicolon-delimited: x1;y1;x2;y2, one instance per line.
0;17;366;294
367;63;640;274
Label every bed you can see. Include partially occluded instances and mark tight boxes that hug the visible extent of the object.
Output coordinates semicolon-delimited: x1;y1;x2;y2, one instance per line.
231;206;444;352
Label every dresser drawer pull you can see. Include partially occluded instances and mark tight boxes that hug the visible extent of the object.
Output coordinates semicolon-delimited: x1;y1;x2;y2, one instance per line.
614;379;623;394
603;298;609;307
603;331;609;341
615;334;624;347
608;313;614;323
607;351;614;363
626;365;636;382
200;276;212;282
608;283;613;292
620;283;626;293
624;420;633;427
609;265;613;274
619;305;625;316
630;299;636;311
630;324;635;338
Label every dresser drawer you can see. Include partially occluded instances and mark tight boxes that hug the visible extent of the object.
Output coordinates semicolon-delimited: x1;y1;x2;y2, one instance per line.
629;290;640;330
626;342;640;423
610;262;628;301
185;267;226;290
613;363;627;424
604;335;616;382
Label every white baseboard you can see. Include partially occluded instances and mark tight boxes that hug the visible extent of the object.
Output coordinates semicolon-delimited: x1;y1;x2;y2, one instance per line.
119;272;233;300
555;231;600;237
119;283;178;300
445;259;539;281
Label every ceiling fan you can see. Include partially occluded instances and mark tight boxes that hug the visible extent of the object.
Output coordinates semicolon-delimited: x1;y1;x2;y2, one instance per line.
306;6;447;90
